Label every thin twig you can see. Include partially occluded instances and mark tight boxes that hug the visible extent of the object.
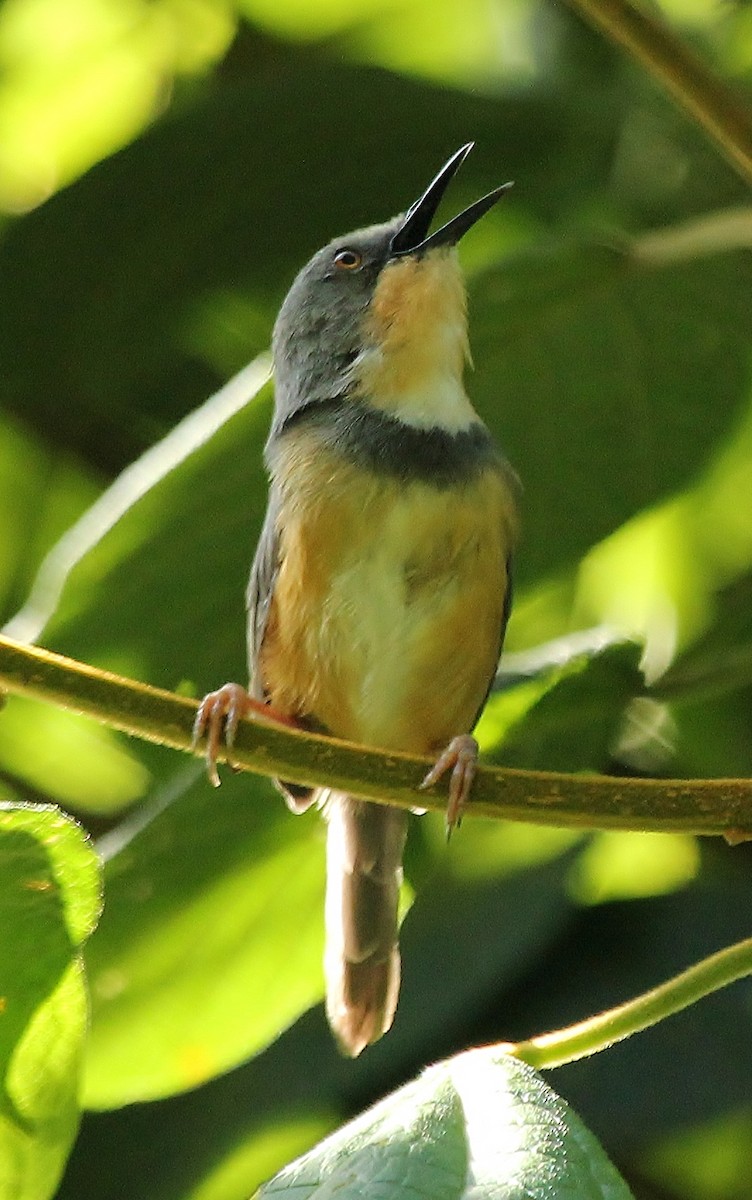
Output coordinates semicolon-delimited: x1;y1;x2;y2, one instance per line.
564;0;752;186
0;634;751;835
506;935;752;1068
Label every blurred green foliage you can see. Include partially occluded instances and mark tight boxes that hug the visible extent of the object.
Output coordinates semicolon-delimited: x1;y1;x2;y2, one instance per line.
1;0;752;1195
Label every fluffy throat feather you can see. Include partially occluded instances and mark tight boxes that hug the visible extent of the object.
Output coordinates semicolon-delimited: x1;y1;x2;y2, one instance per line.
351;250;478;432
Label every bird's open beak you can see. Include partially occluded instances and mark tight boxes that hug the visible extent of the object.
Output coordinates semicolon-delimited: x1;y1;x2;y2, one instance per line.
389;142;512;258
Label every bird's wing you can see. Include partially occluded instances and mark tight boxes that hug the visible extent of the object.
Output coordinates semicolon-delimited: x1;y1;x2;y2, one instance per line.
469;551;513;732
246;492;280;701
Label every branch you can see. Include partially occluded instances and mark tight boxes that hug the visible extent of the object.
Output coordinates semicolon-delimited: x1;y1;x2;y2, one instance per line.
0;633;751;835
507;934;752;1068
564;0;752;186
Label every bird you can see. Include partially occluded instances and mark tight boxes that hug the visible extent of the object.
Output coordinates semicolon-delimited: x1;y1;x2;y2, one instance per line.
193;143;520;1057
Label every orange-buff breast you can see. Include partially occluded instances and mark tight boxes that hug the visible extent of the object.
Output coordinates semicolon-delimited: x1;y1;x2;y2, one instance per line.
258;431;516;755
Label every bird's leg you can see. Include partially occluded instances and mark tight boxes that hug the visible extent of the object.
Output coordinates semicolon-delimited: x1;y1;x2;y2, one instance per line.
419;734;479;836
192;682;298;787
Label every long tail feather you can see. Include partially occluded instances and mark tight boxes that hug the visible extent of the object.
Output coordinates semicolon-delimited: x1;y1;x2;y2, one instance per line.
323;793;408;1056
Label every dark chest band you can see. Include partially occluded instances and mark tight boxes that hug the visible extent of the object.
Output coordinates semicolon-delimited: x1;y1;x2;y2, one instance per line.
273;398;501;489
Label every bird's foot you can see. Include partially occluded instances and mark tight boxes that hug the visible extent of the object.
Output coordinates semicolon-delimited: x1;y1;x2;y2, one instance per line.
419;734;479;838
192;682;297;787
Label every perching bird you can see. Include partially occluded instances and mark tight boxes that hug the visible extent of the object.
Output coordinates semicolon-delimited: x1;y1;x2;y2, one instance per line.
194;143;519;1056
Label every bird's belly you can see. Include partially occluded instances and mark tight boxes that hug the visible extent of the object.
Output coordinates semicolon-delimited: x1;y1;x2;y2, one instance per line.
260;459;513;754
322;545;502;751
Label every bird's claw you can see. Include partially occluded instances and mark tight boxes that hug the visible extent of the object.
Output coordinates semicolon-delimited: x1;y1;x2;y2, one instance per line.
192;682;252;788
419;734;479;839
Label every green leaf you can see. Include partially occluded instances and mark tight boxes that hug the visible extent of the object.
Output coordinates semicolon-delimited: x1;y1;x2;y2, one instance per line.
83;768;325;1108
9;361;273;693
0;803;101;1200
190;1117;335;1200
257;1047;634;1199
659;572;752;701
0;696;150;817
653;573;752;777
471;243;752;583
0;414;99;627
78;801;573;1122
667;682;752;778
481;642;644;771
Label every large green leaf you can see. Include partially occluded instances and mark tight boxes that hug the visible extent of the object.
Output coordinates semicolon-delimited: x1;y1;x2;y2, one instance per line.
57;841;752;1199
257;1046;633;1199
0;804;100;1200
83;767;325;1108
1;364;272;817
471;243;752;582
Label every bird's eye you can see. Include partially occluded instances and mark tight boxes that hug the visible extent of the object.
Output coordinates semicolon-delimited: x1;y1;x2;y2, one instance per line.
333;248;363;270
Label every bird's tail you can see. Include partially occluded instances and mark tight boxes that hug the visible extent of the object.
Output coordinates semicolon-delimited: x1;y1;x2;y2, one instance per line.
323;793;408;1056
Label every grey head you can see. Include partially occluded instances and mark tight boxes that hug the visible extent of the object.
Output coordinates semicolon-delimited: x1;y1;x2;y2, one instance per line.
270;144;512;435
271;215;402;428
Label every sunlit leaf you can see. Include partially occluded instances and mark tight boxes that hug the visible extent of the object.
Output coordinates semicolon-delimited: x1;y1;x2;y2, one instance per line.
83;769;326;1108
0;0;235;211
570;831;699;903
657;573;752;776
0;804;100;1200
191;1117;334;1200
0;696;150;815
257;1047;634;1199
